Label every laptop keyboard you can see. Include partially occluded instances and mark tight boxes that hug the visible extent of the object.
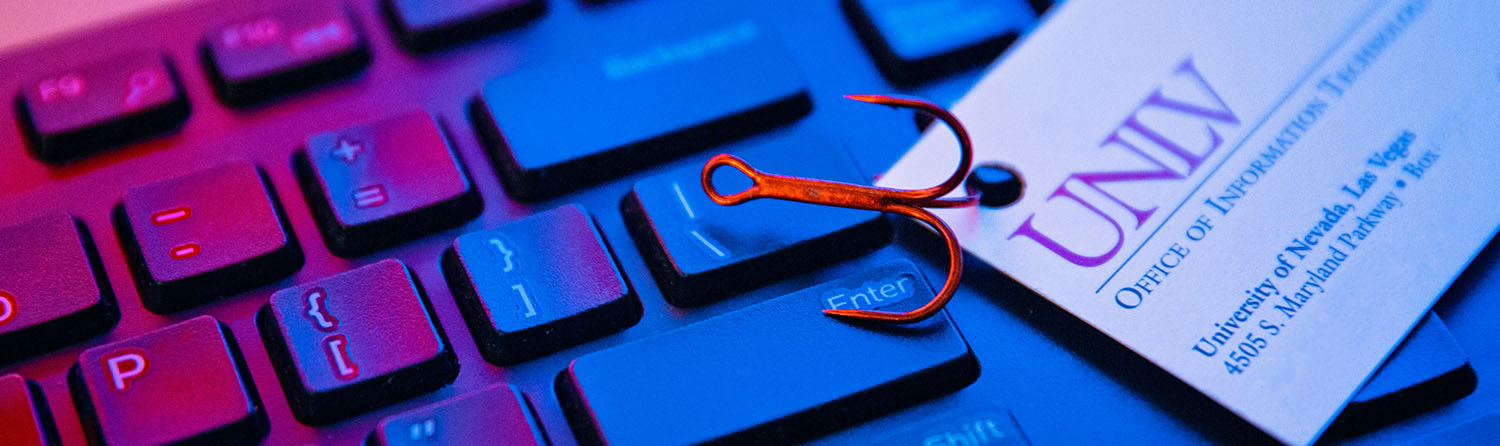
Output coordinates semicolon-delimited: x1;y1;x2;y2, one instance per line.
0;0;1493;444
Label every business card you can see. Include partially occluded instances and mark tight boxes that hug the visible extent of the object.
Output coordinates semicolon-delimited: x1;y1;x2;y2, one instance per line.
877;0;1500;443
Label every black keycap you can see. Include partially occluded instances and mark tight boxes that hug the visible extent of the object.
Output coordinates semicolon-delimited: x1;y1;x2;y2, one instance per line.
444;204;641;365
258;259;458;425
557;260;978;445
116;162;302;313
843;0;1038;86
0;214;117;364
69;316;268;445
622;138;891;306
473;19;811;200
1327;313;1477;436
203;2;370;106
384;0;546;52
15;51;189;162
296;112;481;257
371;383;547;446
0;374;60;446
816;381;1033;446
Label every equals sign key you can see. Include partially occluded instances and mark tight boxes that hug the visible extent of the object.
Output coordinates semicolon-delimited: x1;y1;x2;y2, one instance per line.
353;185;388;209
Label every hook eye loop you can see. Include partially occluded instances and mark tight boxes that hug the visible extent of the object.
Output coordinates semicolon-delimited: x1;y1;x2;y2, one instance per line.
701;154;761;205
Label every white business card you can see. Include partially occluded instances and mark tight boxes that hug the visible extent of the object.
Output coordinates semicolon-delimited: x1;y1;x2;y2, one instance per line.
877;0;1500;443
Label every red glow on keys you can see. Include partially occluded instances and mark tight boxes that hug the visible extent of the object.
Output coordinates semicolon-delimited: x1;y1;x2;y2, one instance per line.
0;291;15;325
169;243;201;260
150;206;192;225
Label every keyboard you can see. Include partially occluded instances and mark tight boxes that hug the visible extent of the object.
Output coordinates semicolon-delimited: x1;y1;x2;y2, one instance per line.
1;1;1497;444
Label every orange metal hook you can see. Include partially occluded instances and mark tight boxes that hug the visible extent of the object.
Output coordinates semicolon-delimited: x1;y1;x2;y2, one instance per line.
701;94;975;323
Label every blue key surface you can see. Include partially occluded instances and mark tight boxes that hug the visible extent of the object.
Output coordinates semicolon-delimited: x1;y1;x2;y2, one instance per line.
444;204;640;365
371;383;547;446
473;18;811;200
556;260;978;445
1398;412;1500;446
843;0;1039;85
385;0;546;52
622;136;890;306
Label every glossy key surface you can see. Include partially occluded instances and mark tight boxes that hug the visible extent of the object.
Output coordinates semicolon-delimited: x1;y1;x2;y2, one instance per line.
297;111;481;257
259;259;457;425
385;0;546;52
203;2;370;105
843;0;1039;86
0;214;117;364
371;383;548;446
69;316;267;445
445;204;640;365
622;137;891;306
557;260;978;445
0;374;59;446
473;18;811;200
15;51;188;162
117;162;302;313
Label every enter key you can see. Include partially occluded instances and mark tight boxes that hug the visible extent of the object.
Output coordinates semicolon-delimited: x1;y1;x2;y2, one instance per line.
557;259;979;445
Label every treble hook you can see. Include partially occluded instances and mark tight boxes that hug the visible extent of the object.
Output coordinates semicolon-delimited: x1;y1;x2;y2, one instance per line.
701;94;975;323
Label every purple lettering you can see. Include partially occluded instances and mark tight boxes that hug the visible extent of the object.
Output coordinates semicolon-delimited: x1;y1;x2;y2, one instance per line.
1009;187;1126;267
1010;57;1238;267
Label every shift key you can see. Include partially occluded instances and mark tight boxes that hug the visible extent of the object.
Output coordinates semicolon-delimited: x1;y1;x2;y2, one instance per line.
557;260;979;445
473;20;811;200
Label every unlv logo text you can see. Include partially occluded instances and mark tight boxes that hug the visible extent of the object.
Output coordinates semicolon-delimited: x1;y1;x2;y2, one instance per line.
1009;57;1240;267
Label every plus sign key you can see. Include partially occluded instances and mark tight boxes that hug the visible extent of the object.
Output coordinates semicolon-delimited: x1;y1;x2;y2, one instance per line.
444;205;641;365
116;162;303;313
258;260;458;425
296;112;481;256
69;316;268;445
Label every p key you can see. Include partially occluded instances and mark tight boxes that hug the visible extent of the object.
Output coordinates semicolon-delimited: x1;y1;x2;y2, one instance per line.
259;259;458;425
444;205;641;365
116;162;303;313
16;51;188;162
296;112;481;256
69;316;268;445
